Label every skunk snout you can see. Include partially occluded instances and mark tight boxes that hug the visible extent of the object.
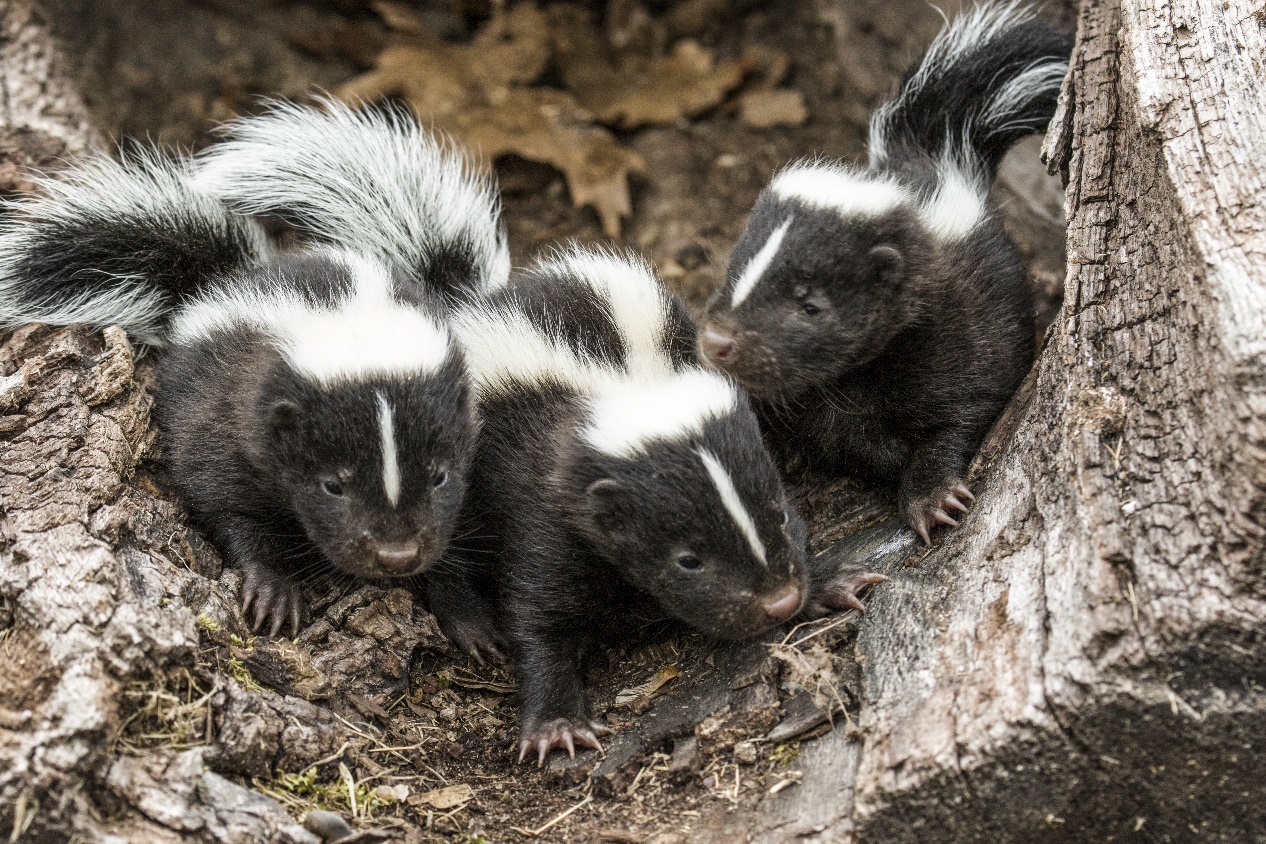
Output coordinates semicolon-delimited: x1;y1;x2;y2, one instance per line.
372;540;421;574
761;586;803;623
700;328;739;365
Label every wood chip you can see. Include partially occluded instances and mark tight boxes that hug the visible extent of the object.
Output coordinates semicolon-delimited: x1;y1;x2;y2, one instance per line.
408;783;473;810
614;664;680;707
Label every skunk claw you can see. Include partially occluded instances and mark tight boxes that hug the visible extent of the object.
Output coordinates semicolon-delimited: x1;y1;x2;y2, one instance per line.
808;569;889;616
518;717;607;766
903;479;975;544
241;566;304;638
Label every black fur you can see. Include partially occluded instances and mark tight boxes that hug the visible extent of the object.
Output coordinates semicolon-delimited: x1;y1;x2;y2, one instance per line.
429;254;809;763
699;5;1071;541
0;152;478;636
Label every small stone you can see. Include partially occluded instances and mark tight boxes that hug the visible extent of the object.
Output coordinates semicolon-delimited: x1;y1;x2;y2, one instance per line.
734;740;758;764
669;736;700;772
304;809;354;842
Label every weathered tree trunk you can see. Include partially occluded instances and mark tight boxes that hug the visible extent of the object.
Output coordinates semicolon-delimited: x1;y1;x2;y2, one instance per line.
729;0;1266;840
3;0;1263;841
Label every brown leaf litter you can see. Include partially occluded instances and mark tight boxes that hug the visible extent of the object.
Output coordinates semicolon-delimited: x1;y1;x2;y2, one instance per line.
335;1;798;237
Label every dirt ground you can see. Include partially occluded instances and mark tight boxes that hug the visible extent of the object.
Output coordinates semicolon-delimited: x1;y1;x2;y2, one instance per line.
6;1;1068;841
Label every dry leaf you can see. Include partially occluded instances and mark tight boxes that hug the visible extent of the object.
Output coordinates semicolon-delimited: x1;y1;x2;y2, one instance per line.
614;664;680;707
339;2;642;236
410;783;474;809
739;89;808;128
551;5;747;129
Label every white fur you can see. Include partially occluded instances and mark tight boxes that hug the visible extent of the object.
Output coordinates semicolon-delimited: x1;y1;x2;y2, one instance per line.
868;0;1045;166
376;391;402;506
918;151;989;241
730;217;792;308
0;151;271;346
454;304;604;398
532;246;676;381
981;59;1069;137
172;250;451;385
195;97;510;296
771;164;910;219
454;246;743;457
697;448;767;566
581;370;739;458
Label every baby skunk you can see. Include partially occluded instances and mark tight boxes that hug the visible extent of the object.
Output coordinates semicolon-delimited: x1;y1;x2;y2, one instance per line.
437;247;882;764
697;3;1072;542
0;102;505;635
192;97;510;304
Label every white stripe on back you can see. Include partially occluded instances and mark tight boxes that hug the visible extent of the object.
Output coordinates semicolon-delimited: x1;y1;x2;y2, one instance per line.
697;448;767;567
918;152;988;241
730;218;791;308
376;391;401;507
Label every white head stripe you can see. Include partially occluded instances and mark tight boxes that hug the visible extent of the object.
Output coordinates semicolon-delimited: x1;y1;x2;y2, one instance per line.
376;391;401;507
730;218;792;308
771;165;910;219
697;448;767;566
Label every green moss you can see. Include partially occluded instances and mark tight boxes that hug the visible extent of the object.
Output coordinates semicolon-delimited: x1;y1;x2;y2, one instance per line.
769;740;801;767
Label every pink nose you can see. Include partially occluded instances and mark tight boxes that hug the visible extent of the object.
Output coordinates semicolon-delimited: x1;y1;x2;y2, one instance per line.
374;541;420;574
701;329;739;363
762;587;802;623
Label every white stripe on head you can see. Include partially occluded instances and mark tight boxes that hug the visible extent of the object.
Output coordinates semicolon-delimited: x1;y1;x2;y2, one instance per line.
771;163;910;220
376;390;401;506
918;150;988;241
696;448;767;566
171;250;452;385
730;217;792;308
582;369;738;459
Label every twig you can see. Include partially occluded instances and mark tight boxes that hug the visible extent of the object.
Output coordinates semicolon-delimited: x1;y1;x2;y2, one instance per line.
511;794;594;837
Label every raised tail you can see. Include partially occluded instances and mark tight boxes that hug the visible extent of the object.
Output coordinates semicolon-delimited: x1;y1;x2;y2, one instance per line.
0;150;271;346
868;2;1072;176
194;98;511;303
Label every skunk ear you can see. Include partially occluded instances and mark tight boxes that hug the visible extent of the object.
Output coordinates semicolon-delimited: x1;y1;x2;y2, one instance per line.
586;478;630;534
269;400;301;438
868;244;904;286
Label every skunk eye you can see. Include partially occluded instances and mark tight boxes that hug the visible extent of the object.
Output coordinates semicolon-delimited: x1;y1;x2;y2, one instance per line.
322;480;344;497
801;302;821;316
432;470;448;488
675;553;704;572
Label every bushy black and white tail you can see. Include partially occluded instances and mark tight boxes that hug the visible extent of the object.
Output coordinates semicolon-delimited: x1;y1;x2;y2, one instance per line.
0;150;271;346
868;2;1072;176
195;98;511;302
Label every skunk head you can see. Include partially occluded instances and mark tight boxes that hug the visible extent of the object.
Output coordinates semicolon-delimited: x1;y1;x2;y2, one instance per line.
177;251;476;580
698;162;949;400
258;353;474;581
567;371;808;639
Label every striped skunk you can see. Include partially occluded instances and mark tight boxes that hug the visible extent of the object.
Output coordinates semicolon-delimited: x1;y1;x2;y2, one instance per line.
697;3;1072;542
0;103;506;636
434;247;881;765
